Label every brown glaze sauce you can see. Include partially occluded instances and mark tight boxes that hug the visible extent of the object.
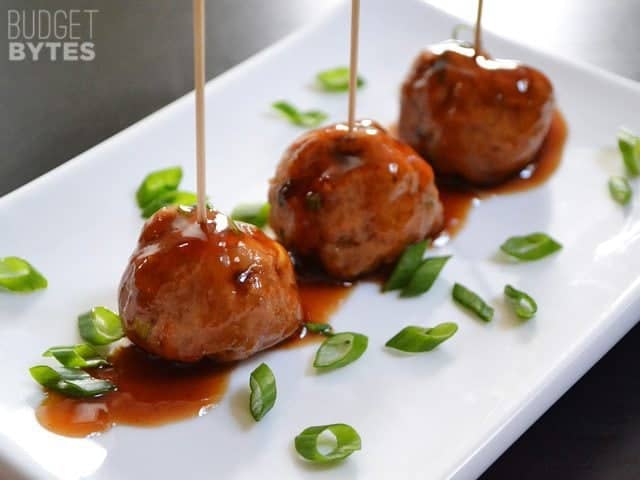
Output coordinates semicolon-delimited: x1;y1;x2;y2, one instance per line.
279;279;354;349
36;345;233;437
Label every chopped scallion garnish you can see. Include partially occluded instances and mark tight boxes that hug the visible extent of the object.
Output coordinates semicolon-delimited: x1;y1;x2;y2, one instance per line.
0;257;47;293
313;332;367;371
141;190;198;218
304;191;322;211
136;166;183;208
383;241;428;292
43;344;109;368
385;323;458;353
386;323;458;353
618;129;640;176
609;176;632;205
29;365;115;398
500;233;562;261
249;363;276;422
451;24;473;43
452;283;494;322
316;67;365;92
78;307;124;346
272;101;328;128
294;423;361;463
305;322;334;337
400;256;451;298
504;285;537;320
231;203;271;228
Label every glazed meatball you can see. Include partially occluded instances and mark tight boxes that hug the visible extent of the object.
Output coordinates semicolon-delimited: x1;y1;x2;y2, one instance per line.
269;120;443;280
118;205;303;363
399;41;555;185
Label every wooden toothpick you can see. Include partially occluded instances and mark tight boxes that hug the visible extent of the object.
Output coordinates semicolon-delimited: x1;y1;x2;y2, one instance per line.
347;0;361;133
474;0;484;57
193;0;207;223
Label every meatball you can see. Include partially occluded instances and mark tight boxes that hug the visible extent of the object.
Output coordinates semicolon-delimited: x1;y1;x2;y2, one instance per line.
269;120;443;280
118;205;303;363
399;40;555;185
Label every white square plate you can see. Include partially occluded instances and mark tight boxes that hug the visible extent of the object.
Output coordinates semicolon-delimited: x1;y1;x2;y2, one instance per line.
2;0;640;478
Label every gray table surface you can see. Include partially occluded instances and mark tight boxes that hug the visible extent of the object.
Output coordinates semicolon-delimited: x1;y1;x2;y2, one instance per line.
2;1;640;478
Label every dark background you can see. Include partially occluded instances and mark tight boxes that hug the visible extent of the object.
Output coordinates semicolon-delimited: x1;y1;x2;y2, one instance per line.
2;1;640;478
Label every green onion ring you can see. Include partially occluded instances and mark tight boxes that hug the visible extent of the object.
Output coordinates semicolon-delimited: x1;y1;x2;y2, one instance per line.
504;285;538;320
452;283;494;322
249;363;277;421
500;233;562;261
78;307;124;346
313;332;368;371
295;423;361;463
386;323;458;353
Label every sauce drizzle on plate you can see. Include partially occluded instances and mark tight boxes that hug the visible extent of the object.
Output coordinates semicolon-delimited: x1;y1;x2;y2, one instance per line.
36;279;353;438
279;279;354;349
36;345;233;437
436;109;567;241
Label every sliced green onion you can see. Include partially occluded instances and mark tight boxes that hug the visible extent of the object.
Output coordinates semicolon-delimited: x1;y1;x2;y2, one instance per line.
609;176;632;205
141;190;198;218
136;166;183;208
385;323;458;353
304;322;334;336
43;344;109;368
452;283;494;322
316;67;365;92
618;129;640;176
304;191;322;211
29;365;115;398
0;257;47;293
272;101;328;128
383;240;428;292
78;307;124;346
500;233;562;261
313;332;368;371
295;423;361;463
452;24;473;42
227;215;243;234
176;204;196;215
231;203;270;228
504;285;537;320
401;256;451;298
249;363;276;421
